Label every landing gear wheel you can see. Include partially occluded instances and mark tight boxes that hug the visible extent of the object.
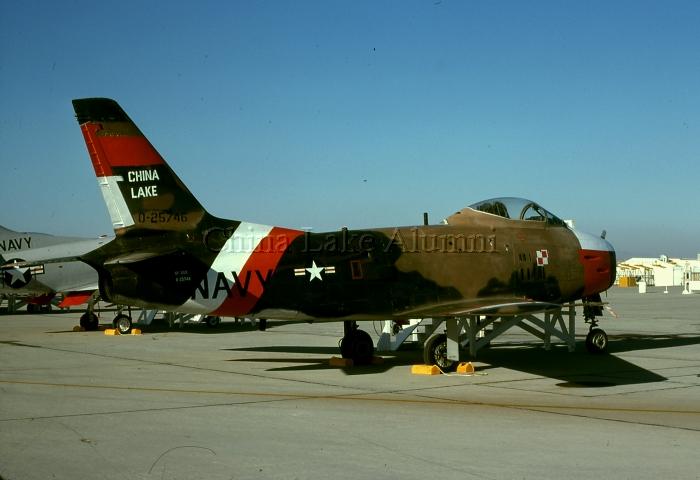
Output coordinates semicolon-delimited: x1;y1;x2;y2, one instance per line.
340;329;374;365
585;328;608;354
80;312;99;331
113;314;132;335
258;318;267;331
204;316;221;327
423;334;456;372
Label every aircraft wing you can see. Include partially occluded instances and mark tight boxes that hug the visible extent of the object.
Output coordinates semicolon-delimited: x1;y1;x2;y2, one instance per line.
2;256;80;269
397;298;563;318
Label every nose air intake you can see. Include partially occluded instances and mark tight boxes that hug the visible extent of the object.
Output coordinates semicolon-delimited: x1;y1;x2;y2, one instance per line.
573;230;616;296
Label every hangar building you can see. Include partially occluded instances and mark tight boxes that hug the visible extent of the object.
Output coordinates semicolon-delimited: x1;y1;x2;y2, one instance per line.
617;254;700;293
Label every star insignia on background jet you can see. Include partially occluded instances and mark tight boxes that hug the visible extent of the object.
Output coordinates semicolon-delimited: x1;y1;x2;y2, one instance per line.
294;261;336;282
3;265;32;288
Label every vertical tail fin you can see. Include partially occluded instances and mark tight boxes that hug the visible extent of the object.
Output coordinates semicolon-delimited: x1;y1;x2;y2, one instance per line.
72;99;307;313
72;98;206;235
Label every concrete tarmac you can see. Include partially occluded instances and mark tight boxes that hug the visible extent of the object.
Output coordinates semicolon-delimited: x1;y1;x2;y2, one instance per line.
1;286;699;479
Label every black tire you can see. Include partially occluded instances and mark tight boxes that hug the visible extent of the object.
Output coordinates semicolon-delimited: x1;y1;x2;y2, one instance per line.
80;312;99;331
258;318;267;331
26;304;37;313
340;329;374;365
585;328;608;354
339;334;353;359
113;314;132;335
205;316;221;327
423;334;456;371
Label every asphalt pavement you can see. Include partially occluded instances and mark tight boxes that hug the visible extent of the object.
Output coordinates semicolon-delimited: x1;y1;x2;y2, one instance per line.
1;286;699;479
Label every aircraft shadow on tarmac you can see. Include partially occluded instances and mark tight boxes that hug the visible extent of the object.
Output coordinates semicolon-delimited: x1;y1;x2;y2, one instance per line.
121;319;305;334
223;345;412;375
133;322;264;334
476;333;700;387
46;321;271;335
225;333;700;383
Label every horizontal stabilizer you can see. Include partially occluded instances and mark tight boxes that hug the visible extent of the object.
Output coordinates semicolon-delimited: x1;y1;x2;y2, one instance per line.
103;250;177;265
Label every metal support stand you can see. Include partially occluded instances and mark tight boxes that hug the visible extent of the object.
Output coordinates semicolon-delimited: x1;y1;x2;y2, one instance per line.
165;312;204;328
446;318;460;361
137;309;159;326
376;318;441;351
0;295;26;314
378;303;578;358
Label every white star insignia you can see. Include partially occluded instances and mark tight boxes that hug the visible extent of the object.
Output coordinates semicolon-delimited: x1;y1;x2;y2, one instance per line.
7;267;30;287
294;261;336;281
306;260;324;281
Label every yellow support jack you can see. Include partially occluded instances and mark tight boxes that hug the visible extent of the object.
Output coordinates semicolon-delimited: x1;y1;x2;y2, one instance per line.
456;362;475;374
411;364;441;375
329;356;354;367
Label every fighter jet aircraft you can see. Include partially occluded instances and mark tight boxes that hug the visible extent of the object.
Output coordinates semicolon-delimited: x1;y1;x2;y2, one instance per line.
69;98;616;367
0;225;114;327
0;225;110;316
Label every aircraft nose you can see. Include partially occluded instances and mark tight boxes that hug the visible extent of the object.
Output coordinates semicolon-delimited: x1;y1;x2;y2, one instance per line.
573;230;616;296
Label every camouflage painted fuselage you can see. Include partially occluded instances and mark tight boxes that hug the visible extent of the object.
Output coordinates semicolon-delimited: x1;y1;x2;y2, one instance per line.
74;98;615;321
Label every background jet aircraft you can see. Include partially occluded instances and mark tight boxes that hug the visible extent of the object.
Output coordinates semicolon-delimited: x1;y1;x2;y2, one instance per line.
70;98;616;367
0;225;108;321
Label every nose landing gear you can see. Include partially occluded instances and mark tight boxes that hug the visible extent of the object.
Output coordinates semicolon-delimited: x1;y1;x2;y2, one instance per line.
585;327;608;353
583;294;608;354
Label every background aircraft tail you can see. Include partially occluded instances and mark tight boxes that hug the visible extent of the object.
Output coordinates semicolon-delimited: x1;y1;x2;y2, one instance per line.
0;225;18;234
72;98;208;236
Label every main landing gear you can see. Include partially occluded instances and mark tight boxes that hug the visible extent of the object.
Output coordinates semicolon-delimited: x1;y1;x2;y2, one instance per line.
111;305;136;334
113;313;133;334
78;291;101;331
77;294;136;335
82;311;134;334
204;315;221;328
423;333;456;372
584;295;608;354
79;311;99;331
340;321;374;365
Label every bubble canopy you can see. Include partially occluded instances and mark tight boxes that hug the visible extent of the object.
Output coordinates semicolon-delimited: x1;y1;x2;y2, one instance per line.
467;197;568;227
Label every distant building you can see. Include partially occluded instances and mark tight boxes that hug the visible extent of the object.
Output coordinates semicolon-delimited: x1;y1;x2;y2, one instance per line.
617;254;700;292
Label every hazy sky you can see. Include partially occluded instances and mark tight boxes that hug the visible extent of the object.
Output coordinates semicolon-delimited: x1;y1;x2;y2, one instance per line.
1;0;698;260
